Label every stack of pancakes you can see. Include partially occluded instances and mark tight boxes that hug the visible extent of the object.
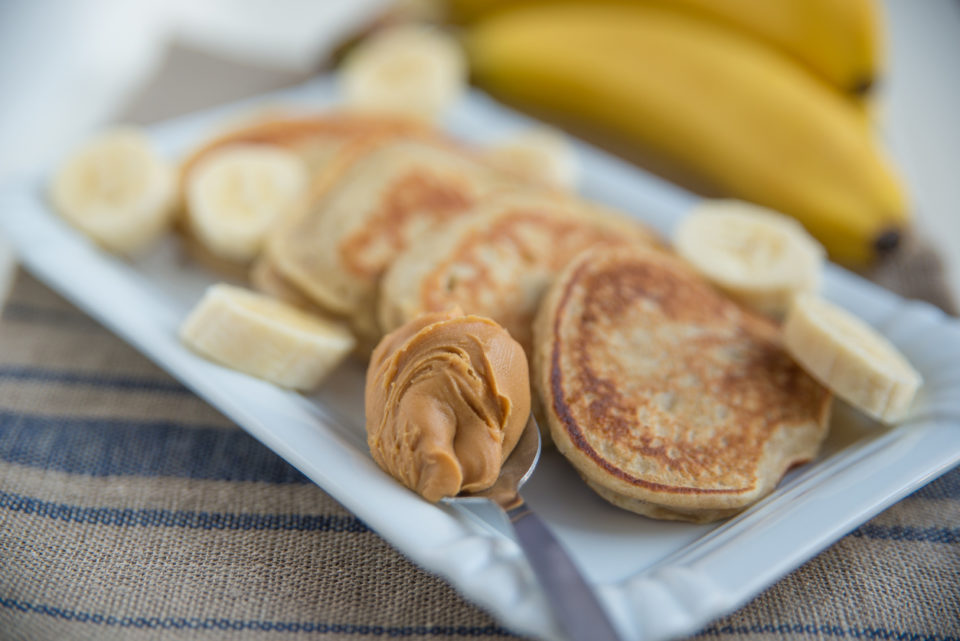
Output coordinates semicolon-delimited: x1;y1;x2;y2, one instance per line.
195;115;657;354
185;114;831;522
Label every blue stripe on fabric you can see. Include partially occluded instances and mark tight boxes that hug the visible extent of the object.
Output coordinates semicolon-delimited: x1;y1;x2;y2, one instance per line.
850;524;959;545
0;409;310;484
2;483;954;547
0;490;367;532
0;366;192;394
0;407;957;500
700;623;959;641
1;303;102;330
0;598;514;636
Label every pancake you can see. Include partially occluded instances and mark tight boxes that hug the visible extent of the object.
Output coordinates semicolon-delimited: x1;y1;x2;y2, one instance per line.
264;137;512;342
250;257;378;357
180;113;428;179
533;246;832;522
250;257;320;311
379;192;658;355
175;114;429;274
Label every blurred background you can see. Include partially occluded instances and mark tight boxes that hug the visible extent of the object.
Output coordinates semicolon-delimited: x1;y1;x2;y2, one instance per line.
1;0;957;311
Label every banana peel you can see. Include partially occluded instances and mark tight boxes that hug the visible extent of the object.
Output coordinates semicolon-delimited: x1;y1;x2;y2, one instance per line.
465;4;908;266
447;0;881;95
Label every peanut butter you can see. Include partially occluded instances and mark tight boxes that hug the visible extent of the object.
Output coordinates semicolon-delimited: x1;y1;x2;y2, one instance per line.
365;309;530;502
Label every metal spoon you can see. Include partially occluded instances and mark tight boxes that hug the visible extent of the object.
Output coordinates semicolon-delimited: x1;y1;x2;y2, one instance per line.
443;416;622;641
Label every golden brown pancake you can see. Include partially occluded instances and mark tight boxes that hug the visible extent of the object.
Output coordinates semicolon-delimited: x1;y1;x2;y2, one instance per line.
250;257;321;311
250;257;382;358
533;246;831;522
264;137;513;343
179;113;428;179
380;192;658;355
175;113;430;273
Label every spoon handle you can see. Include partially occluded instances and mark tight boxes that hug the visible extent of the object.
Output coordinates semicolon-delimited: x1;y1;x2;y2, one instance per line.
506;502;622;641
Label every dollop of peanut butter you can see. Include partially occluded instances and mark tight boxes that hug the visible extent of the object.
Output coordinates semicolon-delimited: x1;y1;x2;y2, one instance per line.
365;309;530;502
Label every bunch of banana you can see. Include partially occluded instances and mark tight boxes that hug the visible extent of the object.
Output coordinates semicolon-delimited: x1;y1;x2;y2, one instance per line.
449;0;880;94
463;3;906;266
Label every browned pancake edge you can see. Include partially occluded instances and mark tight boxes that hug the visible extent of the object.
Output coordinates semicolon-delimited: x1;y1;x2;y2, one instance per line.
534;245;831;520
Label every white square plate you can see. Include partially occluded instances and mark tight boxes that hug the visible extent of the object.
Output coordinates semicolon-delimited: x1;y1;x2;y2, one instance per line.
2;77;959;641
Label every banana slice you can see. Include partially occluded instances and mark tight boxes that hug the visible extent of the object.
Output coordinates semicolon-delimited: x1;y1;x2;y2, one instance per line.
485;128;578;190
784;294;922;423
341;24;466;122
180;284;355;390
185;145;308;263
674;200;825;317
50;128;176;253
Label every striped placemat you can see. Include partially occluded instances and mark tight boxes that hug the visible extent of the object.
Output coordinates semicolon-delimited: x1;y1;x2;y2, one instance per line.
0;268;957;641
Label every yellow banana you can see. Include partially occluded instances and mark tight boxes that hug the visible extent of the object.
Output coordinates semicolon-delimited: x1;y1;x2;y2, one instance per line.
448;0;881;94
466;4;907;265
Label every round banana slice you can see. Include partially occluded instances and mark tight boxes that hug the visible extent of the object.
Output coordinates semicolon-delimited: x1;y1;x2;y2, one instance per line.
341;24;466;122
485;128;578;190
50;128;176;254
784;294;922;423
180;284;356;390
674;200;825;317
185;145;308;263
